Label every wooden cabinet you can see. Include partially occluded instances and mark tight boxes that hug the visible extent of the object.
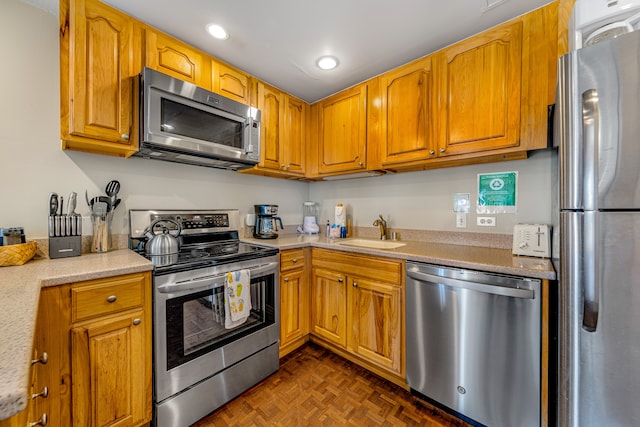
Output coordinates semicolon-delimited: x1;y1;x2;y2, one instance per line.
310;80;380;177
247;82;307;177
60;0;141;157
212;60;253;105
32;272;152;427
379;56;437;167
310;249;404;384
435;20;523;157
144;28;211;89
279;249;310;357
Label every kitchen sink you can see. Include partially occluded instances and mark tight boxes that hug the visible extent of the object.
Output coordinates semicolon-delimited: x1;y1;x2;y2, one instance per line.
337;239;406;250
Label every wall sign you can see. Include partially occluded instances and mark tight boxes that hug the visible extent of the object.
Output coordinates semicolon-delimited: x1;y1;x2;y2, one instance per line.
477;171;518;214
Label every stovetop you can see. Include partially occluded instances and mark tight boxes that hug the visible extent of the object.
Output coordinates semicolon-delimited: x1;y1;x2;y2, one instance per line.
128;209;279;273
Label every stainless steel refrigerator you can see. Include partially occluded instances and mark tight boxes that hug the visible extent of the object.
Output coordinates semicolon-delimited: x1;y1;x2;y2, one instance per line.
555;29;640;427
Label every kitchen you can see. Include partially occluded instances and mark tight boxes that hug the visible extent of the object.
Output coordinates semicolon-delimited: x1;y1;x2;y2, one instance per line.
1;0;637;426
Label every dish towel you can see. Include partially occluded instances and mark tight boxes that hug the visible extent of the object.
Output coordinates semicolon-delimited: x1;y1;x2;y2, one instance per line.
224;269;252;329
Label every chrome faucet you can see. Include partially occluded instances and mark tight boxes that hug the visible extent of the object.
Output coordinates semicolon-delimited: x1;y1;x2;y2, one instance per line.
373;214;387;240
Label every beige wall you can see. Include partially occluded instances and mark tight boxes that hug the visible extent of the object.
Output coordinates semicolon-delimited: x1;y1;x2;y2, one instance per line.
2;0;555;241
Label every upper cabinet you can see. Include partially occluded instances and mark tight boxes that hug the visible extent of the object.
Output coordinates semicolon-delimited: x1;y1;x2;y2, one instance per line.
435;20;523;157
309;79;380;177
245;82;307;177
212;60;253;105
379;56;436;167
144;28;212;89
60;0;140;157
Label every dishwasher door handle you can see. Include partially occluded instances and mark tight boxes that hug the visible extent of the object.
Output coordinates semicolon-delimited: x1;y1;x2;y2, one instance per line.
406;269;535;299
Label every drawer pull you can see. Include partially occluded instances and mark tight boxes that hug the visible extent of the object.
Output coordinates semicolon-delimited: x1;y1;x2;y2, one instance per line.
32;387;48;400
29;413;47;426
31;352;48;365
292;258;298;263
353;282;358;288
107;295;117;303
284;278;289;282
133;318;142;326
338;278;344;283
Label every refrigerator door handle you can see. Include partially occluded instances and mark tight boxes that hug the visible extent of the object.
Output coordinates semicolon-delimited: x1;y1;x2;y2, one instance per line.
581;89;599;211
582;211;599;332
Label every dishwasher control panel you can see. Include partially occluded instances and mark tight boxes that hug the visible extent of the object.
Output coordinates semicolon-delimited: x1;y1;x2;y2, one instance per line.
512;224;551;258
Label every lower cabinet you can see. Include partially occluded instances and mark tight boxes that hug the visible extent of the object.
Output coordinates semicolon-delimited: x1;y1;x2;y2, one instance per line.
310;248;405;386
32;272;152;427
279;248;310;357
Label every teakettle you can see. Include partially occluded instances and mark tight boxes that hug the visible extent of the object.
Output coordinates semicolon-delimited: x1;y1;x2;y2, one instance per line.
144;219;182;259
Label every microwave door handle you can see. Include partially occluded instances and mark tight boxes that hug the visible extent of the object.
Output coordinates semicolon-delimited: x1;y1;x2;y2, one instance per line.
245;117;255;154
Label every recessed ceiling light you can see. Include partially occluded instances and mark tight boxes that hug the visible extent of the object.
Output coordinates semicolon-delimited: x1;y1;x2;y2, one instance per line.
316;56;339;70
206;23;229;40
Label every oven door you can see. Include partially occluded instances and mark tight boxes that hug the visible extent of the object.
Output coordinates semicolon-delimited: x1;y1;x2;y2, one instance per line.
153;256;279;403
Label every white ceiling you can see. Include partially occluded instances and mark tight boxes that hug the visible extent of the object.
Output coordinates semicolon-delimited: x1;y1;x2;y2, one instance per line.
31;0;552;103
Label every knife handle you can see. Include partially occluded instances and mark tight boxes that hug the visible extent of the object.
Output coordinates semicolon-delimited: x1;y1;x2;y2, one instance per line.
48;216;55;237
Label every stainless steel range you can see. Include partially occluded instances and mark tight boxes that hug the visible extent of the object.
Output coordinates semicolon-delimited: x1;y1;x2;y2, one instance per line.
129;209;280;427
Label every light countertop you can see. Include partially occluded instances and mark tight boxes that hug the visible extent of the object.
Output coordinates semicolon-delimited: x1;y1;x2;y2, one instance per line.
0;249;153;420
243;234;556;280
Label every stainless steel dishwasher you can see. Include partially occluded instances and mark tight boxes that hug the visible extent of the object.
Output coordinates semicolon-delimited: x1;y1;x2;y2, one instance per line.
406;262;541;427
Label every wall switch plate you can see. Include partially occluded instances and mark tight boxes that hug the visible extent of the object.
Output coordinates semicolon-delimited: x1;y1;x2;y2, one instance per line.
512;224;551;258
477;216;496;226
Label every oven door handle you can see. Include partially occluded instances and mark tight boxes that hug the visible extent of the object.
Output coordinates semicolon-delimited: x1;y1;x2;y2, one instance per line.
156;261;278;294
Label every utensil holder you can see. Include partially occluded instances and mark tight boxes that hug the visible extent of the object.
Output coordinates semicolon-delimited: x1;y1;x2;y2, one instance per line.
91;210;114;253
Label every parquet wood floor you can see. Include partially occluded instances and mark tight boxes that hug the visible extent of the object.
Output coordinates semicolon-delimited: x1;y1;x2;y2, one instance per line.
192;342;471;427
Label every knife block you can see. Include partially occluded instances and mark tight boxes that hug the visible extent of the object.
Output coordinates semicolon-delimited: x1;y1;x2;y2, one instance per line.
49;235;81;259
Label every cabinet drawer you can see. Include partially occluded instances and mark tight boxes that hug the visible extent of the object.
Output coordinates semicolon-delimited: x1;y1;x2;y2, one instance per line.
71;274;146;322
281;249;306;271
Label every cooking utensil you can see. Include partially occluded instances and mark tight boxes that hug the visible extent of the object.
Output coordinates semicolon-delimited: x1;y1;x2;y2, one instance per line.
91;201;109;252
85;190;91;208
48;192;58;237
105;180;120;208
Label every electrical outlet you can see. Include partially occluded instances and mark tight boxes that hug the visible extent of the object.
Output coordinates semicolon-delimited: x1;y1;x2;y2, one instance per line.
477;216;496;227
456;213;467;228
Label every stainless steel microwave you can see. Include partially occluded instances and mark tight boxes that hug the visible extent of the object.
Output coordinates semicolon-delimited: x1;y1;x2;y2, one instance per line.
134;67;261;170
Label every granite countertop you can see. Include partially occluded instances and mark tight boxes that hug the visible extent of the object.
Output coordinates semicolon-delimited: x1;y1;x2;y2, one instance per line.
243;233;556;280
0;249;153;421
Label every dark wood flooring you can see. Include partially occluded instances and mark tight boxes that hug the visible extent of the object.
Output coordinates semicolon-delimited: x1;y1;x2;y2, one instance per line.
192;342;471;426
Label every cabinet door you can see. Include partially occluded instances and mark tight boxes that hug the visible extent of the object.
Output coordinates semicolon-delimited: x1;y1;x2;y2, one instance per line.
283;95;307;175
280;269;308;348
145;28;211;89
380;57;436;166
348;277;402;375
212;60;252;104
62;0;136;153
436;20;522;156
317;84;368;174
71;310;150;427
257;82;285;171
310;268;347;347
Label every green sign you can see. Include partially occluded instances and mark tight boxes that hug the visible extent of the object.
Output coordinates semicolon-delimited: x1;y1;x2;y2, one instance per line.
477;171;517;213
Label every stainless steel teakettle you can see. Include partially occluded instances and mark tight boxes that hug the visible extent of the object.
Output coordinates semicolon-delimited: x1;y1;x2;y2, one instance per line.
144;219;181;265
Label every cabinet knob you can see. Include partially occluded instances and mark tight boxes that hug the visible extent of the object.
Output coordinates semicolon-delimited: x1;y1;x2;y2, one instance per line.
439;148;445;153
107;295;117;303
429;150;435;155
353;282;358;288
292;258;298;263
338;278;344;283
358;161;364;168
121;134;129;141
29;413;47;427
32;387;49;400
284;278;289;282
133;318;142;326
31;352;48;365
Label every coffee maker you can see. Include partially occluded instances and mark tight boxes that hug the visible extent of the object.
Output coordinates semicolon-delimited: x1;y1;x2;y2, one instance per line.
253;205;284;239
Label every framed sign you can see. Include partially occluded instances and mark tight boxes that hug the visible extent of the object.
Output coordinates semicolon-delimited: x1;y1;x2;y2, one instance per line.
477;171;518;214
